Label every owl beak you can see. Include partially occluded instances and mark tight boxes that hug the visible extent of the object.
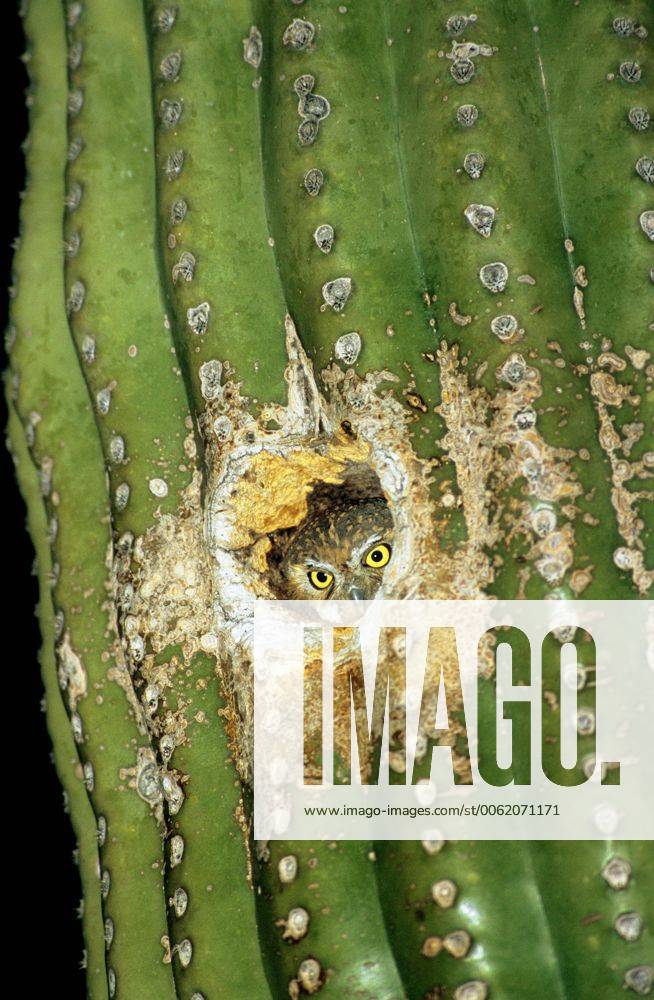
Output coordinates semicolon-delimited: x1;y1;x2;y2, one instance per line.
349;586;365;601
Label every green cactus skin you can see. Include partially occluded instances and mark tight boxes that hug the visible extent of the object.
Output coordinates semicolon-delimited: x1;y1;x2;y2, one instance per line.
63;0;192;531
7;405;107;998
147;0;290;410
9;1;178;994
6;1;653;999
380;0;652;595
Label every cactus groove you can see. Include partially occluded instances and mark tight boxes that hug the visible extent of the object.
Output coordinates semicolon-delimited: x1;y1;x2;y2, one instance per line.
6;1;653;999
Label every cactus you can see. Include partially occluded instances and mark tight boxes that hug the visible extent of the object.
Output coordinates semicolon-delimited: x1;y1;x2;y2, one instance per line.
6;1;652;998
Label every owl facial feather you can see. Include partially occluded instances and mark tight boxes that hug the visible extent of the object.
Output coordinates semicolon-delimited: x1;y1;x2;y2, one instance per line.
278;498;393;600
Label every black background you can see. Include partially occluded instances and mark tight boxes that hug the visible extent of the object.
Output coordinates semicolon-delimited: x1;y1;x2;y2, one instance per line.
4;5;86;994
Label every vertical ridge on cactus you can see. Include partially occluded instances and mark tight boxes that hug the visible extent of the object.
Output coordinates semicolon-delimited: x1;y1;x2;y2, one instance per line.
5;1;652;998
63;0;193;530
7;404;108;997
147;0;291;409
10;1;178;995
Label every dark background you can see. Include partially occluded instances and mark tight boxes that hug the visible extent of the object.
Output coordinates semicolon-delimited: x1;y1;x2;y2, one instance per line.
4;5;86;994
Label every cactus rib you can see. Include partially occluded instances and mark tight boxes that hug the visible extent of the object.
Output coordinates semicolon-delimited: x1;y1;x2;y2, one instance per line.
7;403;108;997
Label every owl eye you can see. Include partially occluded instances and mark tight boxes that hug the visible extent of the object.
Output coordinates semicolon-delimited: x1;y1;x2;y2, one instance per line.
363;543;391;568
308;569;334;591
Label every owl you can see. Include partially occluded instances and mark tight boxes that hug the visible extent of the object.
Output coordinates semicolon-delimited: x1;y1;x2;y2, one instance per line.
277;498;393;600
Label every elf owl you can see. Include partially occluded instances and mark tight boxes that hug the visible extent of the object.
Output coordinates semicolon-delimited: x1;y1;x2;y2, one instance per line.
277;498;393;600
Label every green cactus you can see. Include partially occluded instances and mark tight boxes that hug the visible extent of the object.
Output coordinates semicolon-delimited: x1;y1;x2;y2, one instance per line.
6;0;652;998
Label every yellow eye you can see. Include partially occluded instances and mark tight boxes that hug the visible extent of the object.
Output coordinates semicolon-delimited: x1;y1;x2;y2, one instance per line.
364;543;391;568
308;569;334;591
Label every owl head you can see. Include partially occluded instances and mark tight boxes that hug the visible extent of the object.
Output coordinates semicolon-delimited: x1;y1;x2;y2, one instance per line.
277;497;393;600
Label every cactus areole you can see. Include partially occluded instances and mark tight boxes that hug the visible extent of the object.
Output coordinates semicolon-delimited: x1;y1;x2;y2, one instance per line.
5;1;653;998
